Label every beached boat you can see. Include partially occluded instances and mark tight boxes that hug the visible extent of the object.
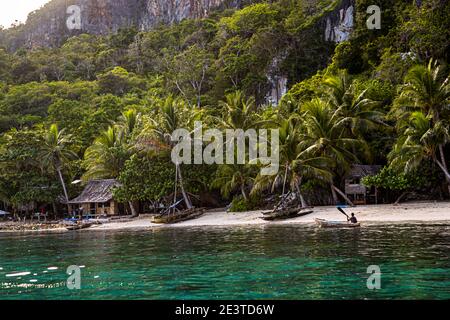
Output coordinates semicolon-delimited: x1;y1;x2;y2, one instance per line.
315;218;361;228
261;207;313;221
66;222;93;231
152;208;205;224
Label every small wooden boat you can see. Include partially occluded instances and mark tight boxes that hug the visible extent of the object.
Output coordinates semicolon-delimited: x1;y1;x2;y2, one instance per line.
66;222;93;231
315;218;361;228
261;207;313;221
152;208;205;224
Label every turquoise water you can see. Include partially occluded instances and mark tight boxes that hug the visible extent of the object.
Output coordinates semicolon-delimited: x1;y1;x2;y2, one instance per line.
0;224;449;300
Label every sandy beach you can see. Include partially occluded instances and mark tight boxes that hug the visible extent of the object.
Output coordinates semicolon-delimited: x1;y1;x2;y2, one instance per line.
91;201;450;231
1;201;449;233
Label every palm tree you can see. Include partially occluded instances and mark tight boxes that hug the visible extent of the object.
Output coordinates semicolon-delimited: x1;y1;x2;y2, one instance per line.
38;124;77;205
138;97;194;209
83;109;141;180
217;91;260;130
117;109;141;139
324;71;385;137
396;59;449;122
83;126;129;180
389;112;450;194
212;164;255;201
83;110;141;216
300;99;369;206
252;116;333;208
395;59;450;186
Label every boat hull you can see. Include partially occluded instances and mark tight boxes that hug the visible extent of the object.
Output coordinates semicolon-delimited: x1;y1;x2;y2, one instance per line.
152;208;205;224
261;208;313;221
66;223;93;231
315;218;361;228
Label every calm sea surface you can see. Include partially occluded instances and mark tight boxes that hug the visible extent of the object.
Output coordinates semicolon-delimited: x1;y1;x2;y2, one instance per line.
0;224;449;299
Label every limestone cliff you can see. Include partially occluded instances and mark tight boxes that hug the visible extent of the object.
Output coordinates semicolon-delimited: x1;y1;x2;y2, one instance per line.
8;0;249;48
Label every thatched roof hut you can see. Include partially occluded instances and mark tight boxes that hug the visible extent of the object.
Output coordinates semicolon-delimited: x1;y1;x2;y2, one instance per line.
69;179;123;216
69;179;120;204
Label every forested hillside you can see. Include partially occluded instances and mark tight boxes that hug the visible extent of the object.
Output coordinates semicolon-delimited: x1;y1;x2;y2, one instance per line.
0;0;449;214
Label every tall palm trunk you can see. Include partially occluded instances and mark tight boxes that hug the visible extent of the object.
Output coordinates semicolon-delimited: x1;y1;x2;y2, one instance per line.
330;185;338;204
56;167;71;214
57;168;69;203
331;184;355;207
177;164;193;209
434;156;450;195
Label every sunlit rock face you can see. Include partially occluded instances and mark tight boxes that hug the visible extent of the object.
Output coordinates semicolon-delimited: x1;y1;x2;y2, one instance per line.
15;0;238;48
324;2;354;43
266;54;288;106
140;0;225;28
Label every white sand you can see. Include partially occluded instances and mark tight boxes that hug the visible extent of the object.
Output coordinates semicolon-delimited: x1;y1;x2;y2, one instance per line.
91;201;450;231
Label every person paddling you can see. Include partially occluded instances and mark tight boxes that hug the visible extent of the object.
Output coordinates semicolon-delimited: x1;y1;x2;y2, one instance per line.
348;213;358;224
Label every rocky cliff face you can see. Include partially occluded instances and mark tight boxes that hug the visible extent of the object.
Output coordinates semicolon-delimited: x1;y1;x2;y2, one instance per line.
11;0;247;48
266;0;355;105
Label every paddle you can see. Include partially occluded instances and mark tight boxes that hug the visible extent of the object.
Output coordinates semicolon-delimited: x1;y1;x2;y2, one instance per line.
337;207;350;220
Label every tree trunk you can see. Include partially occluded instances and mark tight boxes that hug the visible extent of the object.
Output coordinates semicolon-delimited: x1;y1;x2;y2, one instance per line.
177;164;193;209
52;202;58;219
437;146;450;196
439;145;448;172
332;184;355;207
128;201;138;217
295;182;308;208
282;164;289;196
57;168;69;202
434;159;450;196
241;185;249;201
56;168;71;214
394;192;408;205
330;185;338;204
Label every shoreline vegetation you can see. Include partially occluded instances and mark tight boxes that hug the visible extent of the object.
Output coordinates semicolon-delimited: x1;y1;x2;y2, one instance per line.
1;201;449;233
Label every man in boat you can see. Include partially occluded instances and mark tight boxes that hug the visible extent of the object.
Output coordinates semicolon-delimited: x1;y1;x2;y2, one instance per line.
348;213;358;224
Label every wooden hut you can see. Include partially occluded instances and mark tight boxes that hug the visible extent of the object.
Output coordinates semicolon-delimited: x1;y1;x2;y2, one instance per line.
345;165;382;205
69;179;125;216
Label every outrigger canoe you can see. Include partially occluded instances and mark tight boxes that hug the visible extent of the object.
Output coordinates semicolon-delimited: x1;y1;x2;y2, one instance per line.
261;207;313;221
152;208;205;224
66;222;93;231
315;218;361;228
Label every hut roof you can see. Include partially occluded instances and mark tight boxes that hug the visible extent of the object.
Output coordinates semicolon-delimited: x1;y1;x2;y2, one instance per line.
69;179;120;204
347;165;382;178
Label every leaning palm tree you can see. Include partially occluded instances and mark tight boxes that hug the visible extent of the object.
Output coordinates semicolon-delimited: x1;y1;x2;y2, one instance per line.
38;124;77;205
252;116;333;208
394;59;450;185
300;99;370;206
389;112;450;194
